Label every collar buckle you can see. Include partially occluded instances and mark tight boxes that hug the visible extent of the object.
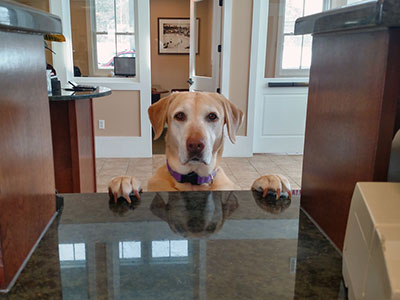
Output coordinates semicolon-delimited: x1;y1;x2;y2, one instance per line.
181;172;199;185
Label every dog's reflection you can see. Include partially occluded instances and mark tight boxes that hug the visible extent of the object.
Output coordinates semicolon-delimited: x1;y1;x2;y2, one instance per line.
151;191;239;238
251;190;291;214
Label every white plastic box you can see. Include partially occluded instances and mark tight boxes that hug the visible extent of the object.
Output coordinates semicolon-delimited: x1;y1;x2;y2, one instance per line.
343;182;400;300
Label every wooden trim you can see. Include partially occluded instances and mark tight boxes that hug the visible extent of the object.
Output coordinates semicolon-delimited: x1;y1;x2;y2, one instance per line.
90;99;97;192
68;101;81;192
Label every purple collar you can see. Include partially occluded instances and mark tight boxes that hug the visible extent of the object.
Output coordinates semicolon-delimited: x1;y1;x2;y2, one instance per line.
167;160;217;185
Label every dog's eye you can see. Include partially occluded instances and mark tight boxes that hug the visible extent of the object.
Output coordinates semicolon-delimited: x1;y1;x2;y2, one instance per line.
207;112;218;122
174;112;186;121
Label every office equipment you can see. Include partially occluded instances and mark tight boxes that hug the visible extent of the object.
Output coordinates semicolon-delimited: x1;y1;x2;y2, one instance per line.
114;56;136;77
343;182;400;300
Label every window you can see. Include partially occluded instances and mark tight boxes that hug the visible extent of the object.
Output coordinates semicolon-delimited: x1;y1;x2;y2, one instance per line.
92;0;136;71
59;243;86;261
119;241;141;259
69;0;137;77
151;240;189;263
276;0;328;76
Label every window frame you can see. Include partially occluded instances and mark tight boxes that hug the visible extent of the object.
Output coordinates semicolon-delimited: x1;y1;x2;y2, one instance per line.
275;0;331;77
88;0;136;77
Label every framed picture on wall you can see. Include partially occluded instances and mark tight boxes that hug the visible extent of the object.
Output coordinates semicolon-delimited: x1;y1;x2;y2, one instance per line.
158;18;199;54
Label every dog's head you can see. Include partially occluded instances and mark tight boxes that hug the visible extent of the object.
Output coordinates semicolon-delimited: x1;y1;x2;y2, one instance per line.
148;92;243;174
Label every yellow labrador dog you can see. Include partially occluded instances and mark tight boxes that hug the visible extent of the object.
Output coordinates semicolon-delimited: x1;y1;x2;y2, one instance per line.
108;92;291;202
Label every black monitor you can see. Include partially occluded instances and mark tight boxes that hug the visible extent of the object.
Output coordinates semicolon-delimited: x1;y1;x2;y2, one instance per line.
114;57;136;77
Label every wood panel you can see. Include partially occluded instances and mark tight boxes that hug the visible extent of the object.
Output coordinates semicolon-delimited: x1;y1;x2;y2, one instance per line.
301;28;400;250
50;99;96;193
50;101;74;193
73;99;97;193
0;31;56;289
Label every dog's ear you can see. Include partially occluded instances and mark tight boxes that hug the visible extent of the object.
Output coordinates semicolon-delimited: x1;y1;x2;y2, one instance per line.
222;192;239;218
217;94;243;143
148;94;174;140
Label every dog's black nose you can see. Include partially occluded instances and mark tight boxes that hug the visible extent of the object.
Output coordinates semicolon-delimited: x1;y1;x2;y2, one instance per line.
186;137;205;154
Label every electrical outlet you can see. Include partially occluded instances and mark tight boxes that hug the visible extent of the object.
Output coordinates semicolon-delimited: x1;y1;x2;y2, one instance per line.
99;120;105;129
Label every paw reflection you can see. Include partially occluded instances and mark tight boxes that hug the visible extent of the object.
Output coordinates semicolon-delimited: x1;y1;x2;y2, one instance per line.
108;196;141;216
252;190;291;214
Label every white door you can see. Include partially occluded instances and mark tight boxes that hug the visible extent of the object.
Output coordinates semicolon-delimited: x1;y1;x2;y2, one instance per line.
253;81;308;154
189;0;222;92
250;0;311;154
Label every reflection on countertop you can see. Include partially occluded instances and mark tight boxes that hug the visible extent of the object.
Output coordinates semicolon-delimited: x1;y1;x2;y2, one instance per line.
0;191;346;299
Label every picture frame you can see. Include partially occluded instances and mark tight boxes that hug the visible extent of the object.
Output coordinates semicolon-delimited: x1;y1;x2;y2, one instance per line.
158;18;199;55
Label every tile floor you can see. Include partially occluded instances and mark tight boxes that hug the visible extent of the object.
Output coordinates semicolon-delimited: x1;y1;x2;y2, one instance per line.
96;154;303;192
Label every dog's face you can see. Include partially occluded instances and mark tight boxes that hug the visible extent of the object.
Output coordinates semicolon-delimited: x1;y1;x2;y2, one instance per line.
149;92;243;174
150;191;239;238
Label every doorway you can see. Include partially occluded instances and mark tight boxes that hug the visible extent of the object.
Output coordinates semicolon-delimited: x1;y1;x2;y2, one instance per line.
149;0;223;154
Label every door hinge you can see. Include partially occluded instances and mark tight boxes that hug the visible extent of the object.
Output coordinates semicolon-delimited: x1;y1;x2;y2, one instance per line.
216;88;221;93
219;0;223;7
217;44;222;53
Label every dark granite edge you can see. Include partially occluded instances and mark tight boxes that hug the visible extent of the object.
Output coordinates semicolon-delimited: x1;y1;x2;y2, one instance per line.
49;87;112;101
295;1;384;35
300;207;343;256
0;0;62;34
0;211;58;294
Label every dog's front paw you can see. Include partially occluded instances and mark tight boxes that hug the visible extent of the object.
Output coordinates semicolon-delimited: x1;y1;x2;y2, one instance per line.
108;176;142;203
251;175;291;200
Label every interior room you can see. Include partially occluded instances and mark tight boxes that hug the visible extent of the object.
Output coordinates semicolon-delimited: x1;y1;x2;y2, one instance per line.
1;0;399;298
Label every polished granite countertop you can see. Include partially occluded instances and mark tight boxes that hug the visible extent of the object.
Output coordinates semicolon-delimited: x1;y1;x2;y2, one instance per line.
295;0;400;35
49;87;112;101
0;0;61;34
0;191;347;299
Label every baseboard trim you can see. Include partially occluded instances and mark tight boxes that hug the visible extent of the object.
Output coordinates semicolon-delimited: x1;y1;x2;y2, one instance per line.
253;136;305;154
0;212;58;294
95;135;253;158
95;136;152;158
223;136;253;157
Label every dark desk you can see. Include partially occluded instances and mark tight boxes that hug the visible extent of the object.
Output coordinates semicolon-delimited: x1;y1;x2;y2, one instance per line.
49;87;111;193
151;88;168;104
295;0;400;250
0;191;346;299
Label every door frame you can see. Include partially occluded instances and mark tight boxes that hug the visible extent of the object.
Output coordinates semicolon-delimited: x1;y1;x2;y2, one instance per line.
50;0;237;158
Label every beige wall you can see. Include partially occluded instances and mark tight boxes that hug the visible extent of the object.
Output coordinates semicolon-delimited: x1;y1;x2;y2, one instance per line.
150;0;190;92
14;0;49;11
93;91;141;136
70;0;90;76
150;0;214;92
195;0;213;77
229;0;253;136
69;1;141;137
265;0;280;78
14;0;53;65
